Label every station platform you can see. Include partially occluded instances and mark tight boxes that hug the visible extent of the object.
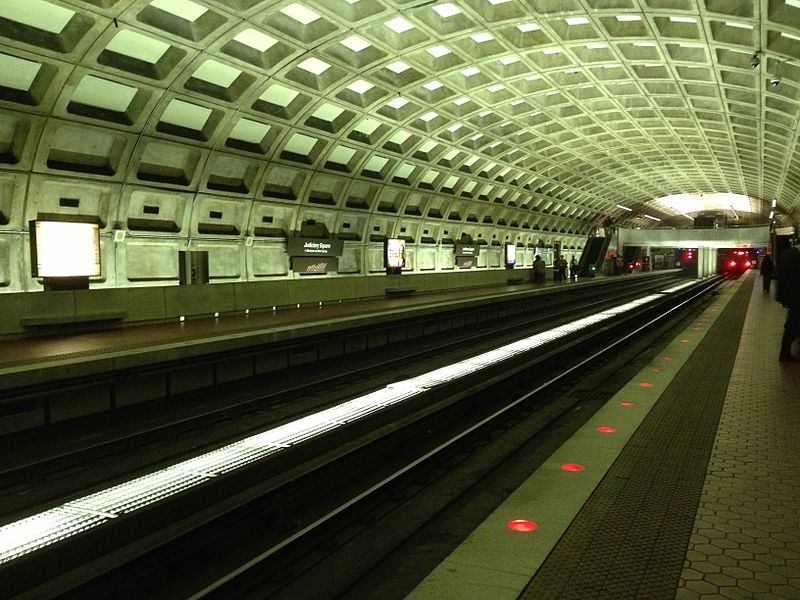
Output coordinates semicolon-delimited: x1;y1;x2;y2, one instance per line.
406;270;800;599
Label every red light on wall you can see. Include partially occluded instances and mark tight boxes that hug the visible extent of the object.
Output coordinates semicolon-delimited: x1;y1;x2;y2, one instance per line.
596;426;617;433
507;519;538;532
561;463;586;471
620;401;637;406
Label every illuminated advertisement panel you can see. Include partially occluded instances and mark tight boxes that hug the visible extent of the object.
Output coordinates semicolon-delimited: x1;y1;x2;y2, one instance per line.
30;220;101;278
505;243;516;268
385;238;406;269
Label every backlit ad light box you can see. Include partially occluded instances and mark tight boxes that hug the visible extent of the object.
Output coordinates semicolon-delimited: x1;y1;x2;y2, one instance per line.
385;238;406;271
30;220;101;278
505;243;516;268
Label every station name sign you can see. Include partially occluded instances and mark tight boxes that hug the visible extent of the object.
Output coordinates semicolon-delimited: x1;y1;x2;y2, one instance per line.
454;243;480;257
287;236;344;257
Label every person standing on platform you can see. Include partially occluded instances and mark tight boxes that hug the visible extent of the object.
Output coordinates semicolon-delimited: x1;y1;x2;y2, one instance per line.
760;253;775;293
570;257;578;282
532;255;546;284
558;256;568;283
776;241;800;362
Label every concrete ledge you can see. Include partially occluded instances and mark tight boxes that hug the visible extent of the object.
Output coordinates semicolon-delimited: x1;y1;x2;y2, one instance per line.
21;312;128;328
385;287;416;297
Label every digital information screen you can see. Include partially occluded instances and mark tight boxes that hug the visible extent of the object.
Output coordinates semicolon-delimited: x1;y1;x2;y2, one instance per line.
30;220;101;278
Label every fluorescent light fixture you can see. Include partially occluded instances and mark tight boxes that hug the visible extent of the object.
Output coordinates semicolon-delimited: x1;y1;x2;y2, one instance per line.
781;31;800;42
543;47;563;54
419;111;438;122
586;43;608;49
500;55;520;65
669;16;697;23
487;84;505;93
460;66;480;77
616;204;633;211
772;198;777;207
453;96;470;105
643;214;662;221
447;123;463;132
616;14;642;22
769;210;775;219
423;80;443;91
633;41;656;47
725;21;753;29
517;23;540;32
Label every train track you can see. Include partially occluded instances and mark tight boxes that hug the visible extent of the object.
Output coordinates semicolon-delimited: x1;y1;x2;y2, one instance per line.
1;273;721;599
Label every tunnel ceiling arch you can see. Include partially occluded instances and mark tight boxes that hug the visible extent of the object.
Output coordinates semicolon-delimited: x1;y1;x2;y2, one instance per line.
1;0;800;239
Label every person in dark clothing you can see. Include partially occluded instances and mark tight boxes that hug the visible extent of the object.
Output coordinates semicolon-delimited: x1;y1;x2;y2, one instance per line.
760;253;775;293
532;255;546;284
776;243;800;362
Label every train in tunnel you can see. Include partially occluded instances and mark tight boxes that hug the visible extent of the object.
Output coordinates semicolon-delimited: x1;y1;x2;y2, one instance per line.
717;248;758;274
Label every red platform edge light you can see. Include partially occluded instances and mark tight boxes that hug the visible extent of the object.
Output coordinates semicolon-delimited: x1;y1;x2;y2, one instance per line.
639;382;654;387
596;426;617;433
561;463;586;472
507;519;539;532
680;339;689;343
663;356;674;361
620;401;637;406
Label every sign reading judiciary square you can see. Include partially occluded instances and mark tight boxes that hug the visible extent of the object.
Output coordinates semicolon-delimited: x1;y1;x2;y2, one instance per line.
287;237;344;257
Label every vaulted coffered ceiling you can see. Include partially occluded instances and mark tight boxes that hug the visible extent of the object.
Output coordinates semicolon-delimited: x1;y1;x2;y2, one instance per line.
1;0;799;234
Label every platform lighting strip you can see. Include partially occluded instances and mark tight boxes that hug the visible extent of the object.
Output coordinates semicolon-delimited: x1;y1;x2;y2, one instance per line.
0;292;667;565
661;280;699;293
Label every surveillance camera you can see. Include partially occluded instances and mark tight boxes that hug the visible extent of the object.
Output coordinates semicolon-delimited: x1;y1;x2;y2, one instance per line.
750;53;760;68
770;75;781;86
